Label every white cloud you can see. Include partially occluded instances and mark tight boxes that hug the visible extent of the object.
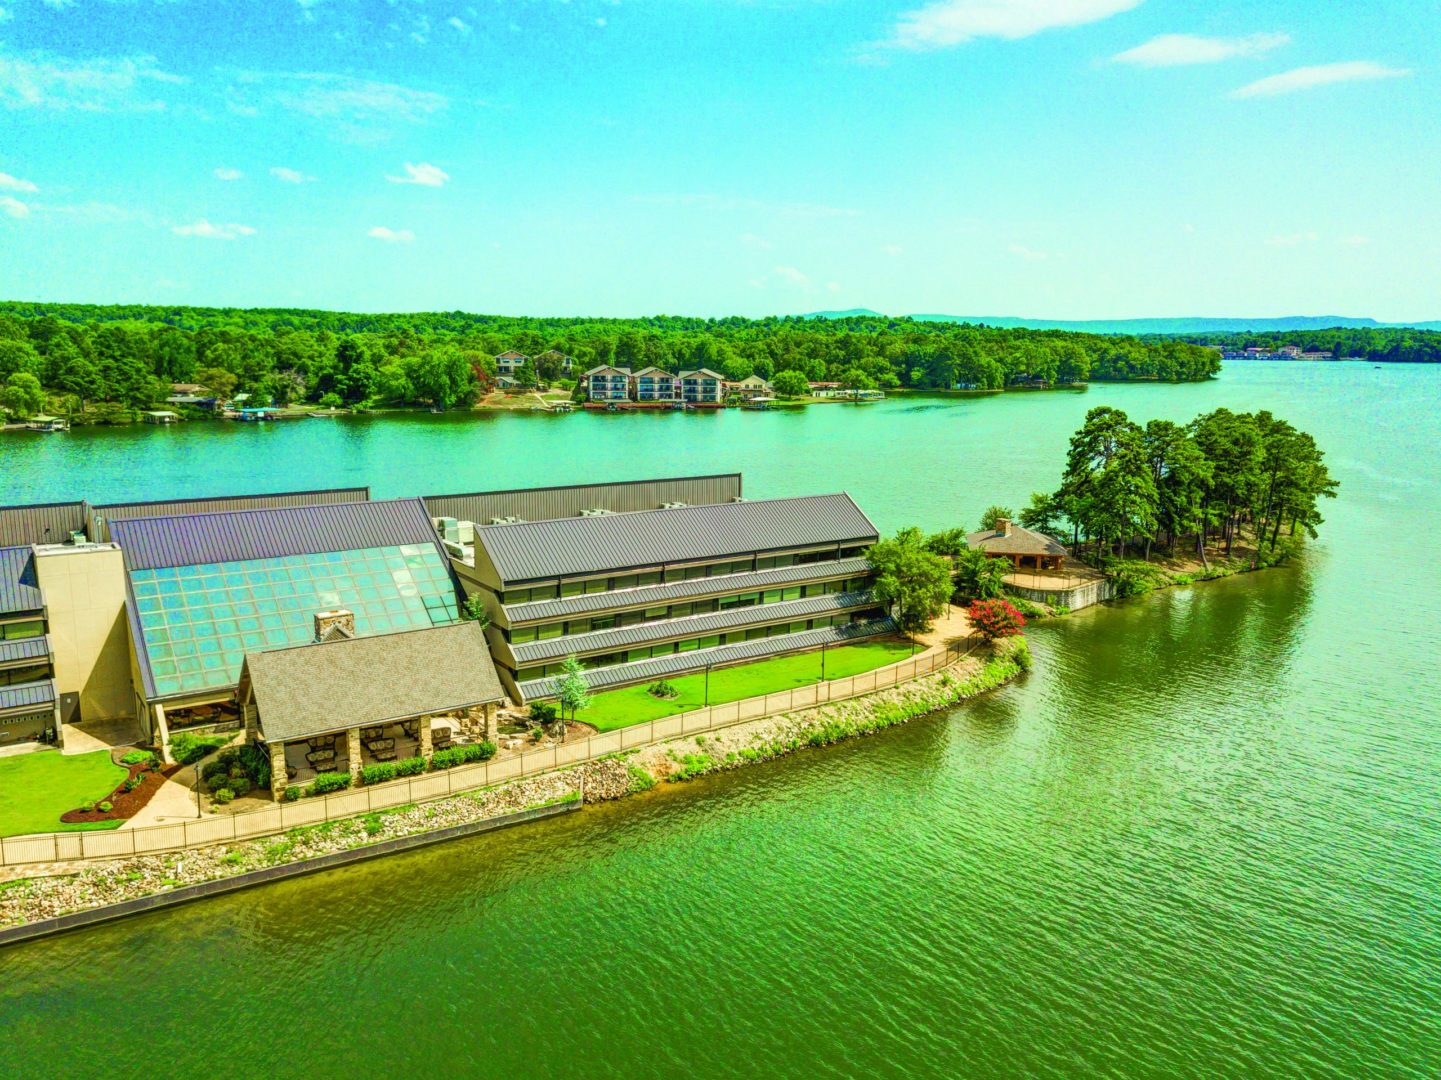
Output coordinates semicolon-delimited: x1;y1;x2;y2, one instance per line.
386;161;449;187
0;195;29;218
0;8;12;24
448;17;470;34
1264;231;1318;247
269;166;315;183
1232;61;1412;99
883;0;1143;51
740;232;774;250
826;281;841;293
0;51;184;112
0;171;38;193
213;166;243;181
1112;32;1289;67
1008;243;1047;261
1342;234;1371;247
595;17;606;27
882;243;904;257
172;219;256;240
751;265;814;289
368;225;415;243
225;71;448;126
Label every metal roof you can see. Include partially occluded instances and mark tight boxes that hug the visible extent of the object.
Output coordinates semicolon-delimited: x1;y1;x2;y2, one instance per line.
518;617;897;700
0;502;85;548
0;547;45;616
0;678;56;713
512;590;877;666
423;474;741;527
476;493;878;584
109;498;442;571
240;623;504;744
0;636;50;665
504;556;873;624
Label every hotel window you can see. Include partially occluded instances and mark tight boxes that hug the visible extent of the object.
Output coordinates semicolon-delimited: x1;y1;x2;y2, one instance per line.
0;620;44;640
782;586;803;601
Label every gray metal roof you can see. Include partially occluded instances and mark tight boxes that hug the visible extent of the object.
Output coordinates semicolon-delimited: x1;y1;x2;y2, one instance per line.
0;636;50;665
476;494;878;584
0;502;85;548
504;556;873;625
0;678;56;713
512;590;877;666
241;622;504;744
423;474;741;527
109;498;442;571
518;617;897;700
966;524;1068;557
0;546;45;616
88;487;370;541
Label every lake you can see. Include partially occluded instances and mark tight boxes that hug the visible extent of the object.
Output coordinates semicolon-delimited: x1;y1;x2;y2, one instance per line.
3;362;1439;1078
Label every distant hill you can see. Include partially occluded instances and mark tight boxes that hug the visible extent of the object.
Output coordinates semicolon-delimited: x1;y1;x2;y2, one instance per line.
803;308;884;320
806;311;1441;334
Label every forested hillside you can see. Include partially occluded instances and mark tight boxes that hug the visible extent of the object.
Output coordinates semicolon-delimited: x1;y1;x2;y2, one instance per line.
0;303;1219;416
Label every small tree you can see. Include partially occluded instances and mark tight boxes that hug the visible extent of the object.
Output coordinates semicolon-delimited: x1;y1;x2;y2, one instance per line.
923;527;969;558
952;547;1010;602
868;526;954;634
968;598;1026;641
460;594;491;630
978;505;1015;532
0;372;46;419
771;370;809;398
556;655;591;732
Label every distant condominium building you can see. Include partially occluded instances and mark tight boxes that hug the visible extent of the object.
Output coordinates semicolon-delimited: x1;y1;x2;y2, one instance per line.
678;368;725;404
451;493;891;702
585;365;633;402
633;367;681;403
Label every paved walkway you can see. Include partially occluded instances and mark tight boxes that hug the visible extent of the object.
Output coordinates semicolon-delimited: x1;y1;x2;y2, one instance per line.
122;735;244;829
62;717;142;756
912;604;976;655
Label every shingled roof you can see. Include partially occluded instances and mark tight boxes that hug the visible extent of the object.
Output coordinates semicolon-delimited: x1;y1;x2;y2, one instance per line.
240;622;503;744
475;494;877;584
966;523;1068;557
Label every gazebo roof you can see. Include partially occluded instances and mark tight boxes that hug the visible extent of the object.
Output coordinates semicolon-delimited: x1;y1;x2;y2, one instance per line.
966;523;1068;558
239;622;503;744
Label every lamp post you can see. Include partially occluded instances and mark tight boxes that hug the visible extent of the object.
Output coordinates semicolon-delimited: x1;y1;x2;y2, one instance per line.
194;763;203;818
704;662;712;707
820;640;828;682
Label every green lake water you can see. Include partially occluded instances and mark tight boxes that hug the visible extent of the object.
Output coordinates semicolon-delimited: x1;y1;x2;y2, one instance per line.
3;362;1439;1077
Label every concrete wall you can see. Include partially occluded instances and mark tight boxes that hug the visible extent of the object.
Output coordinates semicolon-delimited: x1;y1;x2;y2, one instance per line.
1008;578;1116;612
34;546;133;722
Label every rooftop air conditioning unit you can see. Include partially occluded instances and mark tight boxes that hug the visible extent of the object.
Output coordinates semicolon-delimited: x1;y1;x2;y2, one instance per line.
442;540;466;558
661;502;689;509
489;516;525;525
731;496;746;503
579;508;616;517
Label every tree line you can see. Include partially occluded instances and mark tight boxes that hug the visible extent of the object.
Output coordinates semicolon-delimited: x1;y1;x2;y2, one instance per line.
1150;327;1441;364
1017;406;1337;568
0;302;1219;416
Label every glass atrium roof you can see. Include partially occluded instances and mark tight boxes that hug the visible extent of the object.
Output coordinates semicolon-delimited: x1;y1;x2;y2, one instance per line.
131;543;458;698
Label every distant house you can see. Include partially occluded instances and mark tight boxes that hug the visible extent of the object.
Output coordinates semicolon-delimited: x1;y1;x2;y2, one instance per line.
1277;345;1303;357
1300;350;1334;361
967;518;1068;571
585;366;633;403
142;410;180;425
808;381;842;398
495;350;530;375
726;375;773;401
495;375;520;390
1244;347;1270;357
678;368;725;405
633;367;681;403
534;349;574;373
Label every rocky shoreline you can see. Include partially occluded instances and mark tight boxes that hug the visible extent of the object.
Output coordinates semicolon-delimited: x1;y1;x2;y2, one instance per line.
1;639;1028;932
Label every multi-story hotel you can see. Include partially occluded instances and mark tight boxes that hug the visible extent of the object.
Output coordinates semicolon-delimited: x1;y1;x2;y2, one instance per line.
584;365;633;402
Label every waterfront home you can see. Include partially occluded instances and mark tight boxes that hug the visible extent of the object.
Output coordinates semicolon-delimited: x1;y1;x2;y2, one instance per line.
1277;345;1302;357
585;365;633;402
678;368;725;405
451;494;888;702
726;375;773;401
807;381;843;398
112;498;462;752
495;350;530;375
1300;350;1334;360
633;367;681;403
237;620;504;798
0;546;58;747
534;349;575;374
966;518;1068;571
142;410;180;425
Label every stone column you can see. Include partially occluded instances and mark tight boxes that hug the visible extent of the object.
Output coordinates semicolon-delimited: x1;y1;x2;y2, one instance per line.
483;702;498;743
419;714;433;761
270;743;288;801
347;727;362;785
154;703;174;765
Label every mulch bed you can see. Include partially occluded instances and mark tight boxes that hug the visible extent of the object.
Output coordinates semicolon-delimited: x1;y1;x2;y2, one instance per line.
58;750;182;825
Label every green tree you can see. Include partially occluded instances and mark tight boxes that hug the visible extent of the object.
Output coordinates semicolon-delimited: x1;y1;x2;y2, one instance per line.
923;527;969;558
868;526;954;634
771;369;809;398
0;371;47;419
952;547;1010;602
195;366;238;401
460;594;491;630
555;656;591;731
978;505;1015;531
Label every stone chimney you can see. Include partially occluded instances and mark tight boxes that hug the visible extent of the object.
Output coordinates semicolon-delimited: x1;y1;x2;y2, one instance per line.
996;518;1012;537
314;609;356;642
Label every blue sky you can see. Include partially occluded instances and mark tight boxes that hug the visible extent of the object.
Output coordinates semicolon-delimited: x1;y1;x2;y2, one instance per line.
0;0;1433;319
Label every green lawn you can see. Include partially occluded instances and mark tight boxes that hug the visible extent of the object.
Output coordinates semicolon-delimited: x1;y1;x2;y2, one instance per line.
580;640;916;732
0;750;127;837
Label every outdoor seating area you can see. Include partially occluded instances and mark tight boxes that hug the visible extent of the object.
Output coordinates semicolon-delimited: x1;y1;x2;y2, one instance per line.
166;700;242;730
281;716;463;783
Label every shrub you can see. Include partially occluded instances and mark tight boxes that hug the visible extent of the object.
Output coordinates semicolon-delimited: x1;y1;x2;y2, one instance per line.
120;750;156;767
394;755;427;777
361;762;398;786
122;775;142;793
361;813;384;837
236;743;272;789
98;800;113;813
428;742;497;771
429;748;459;771
647;679;679;700
211;788;234;805
627;765;656;793
80;800;95;813
282;786;302;802
968;598;1026;641
310;771;352;795
528;701;557;723
170;732;229;765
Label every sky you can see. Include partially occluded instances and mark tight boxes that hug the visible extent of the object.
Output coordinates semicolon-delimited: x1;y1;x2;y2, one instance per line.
0;0;1434;320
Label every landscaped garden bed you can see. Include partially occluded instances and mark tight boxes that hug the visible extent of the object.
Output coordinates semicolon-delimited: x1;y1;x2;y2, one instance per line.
0;750;133;837
59;750;180;827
